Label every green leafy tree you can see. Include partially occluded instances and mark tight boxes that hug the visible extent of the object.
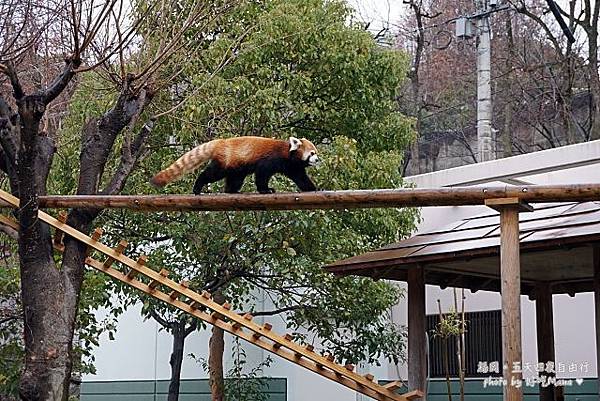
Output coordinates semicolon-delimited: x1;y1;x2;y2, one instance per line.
98;0;419;399
107;135;417;400
0;243;20;400
0;1;238;399
178;0;414;152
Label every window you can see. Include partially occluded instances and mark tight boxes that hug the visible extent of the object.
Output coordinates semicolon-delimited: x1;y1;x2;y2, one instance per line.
427;309;502;378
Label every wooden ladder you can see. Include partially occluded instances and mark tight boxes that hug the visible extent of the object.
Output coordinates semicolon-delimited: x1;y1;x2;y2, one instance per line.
0;189;423;401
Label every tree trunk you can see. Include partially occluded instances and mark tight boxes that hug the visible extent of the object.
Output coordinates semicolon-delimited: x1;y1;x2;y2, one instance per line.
14;84;153;401
209;293;226;401
17;95;73;401
587;29;600;140
168;322;186;401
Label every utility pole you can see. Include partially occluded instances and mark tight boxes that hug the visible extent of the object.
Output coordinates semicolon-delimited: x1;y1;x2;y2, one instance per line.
476;0;494;162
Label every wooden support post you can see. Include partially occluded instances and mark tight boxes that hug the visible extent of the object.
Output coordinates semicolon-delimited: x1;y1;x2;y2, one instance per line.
594;246;600;401
408;266;426;400
486;199;531;401
535;282;556;401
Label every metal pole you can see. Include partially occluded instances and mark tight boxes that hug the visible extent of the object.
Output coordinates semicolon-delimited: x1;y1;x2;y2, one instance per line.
476;0;494;162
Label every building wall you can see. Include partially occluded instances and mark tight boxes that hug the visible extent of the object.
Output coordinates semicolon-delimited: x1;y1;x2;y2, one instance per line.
391;140;600;382
85;297;386;401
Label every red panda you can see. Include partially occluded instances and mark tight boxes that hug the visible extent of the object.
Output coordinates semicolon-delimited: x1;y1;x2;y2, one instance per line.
150;136;319;194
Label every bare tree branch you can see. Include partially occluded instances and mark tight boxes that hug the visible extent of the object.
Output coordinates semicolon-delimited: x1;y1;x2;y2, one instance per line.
0;61;24;100
149;307;174;330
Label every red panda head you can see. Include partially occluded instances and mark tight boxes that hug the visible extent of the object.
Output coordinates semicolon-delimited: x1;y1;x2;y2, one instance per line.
289;137;319;166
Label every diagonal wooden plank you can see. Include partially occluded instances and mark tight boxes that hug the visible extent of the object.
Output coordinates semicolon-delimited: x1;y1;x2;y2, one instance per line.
0;190;423;401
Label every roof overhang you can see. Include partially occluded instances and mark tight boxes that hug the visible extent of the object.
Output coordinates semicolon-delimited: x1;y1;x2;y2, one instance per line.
326;202;600;296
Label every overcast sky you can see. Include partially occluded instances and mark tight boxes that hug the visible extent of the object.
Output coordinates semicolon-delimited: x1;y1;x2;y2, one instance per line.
348;0;406;30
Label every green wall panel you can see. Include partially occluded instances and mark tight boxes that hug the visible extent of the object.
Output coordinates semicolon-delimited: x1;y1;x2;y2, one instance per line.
81;378;286;401
400;378;597;400
82;377;597;400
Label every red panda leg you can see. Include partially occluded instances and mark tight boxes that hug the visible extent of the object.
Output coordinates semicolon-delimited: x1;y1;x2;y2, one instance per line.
193;161;226;194
255;169;275;194
286;169;317;192
224;174;246;193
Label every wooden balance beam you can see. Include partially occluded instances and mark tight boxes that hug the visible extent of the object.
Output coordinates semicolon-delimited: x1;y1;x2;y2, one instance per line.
0;189;423;401
2;184;599;212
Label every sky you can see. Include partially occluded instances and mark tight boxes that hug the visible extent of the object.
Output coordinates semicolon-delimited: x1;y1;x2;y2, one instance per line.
347;0;406;31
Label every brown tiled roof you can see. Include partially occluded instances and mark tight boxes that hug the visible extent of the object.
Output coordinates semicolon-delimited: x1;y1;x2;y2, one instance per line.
326;202;600;295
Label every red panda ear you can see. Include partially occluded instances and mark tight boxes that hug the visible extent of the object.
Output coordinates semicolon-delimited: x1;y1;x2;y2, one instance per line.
289;137;301;151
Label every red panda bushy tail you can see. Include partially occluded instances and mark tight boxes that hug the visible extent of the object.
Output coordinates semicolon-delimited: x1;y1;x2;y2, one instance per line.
150;140;219;187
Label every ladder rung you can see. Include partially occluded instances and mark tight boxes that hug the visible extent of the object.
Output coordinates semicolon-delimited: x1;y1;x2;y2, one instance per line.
305;344;314;352
345;364;355;372
86;228;104;256
126;255;147;280
383;381;402;391
274;333;293;350
103;239;128;269
233;312;253;330
404;389;425;400
364;373;375;381
91;227;103;241
148;269;169;290
211;302;231;319
201;291;211;299
53;211;68;245
251;322;270;340
169;281;189;299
